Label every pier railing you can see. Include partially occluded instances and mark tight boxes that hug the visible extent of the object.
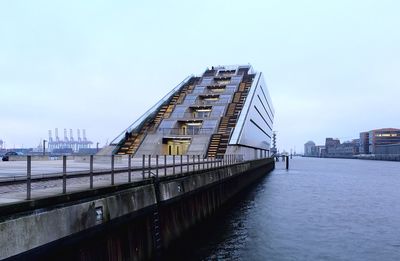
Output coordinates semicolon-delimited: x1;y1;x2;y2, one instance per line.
0;153;274;201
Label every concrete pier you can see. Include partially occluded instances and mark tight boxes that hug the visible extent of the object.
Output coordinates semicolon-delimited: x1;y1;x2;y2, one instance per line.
0;158;274;260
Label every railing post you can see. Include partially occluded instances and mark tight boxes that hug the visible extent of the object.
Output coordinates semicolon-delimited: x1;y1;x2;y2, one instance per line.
173;155;176;175
198;155;201;170
187;155;190;173
128;155;132;182
62;155;67;194
142;155;145;179
180;154;183;174
202;155;205;170
192;155;195;171
90;155;94;189
26;156;31;200
156;155;159;177
111;155;115;185
207;157;209;169
148;154;151;178
164;155;167;176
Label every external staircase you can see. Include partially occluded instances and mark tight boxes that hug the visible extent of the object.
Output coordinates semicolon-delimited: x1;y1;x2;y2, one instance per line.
114;77;198;155
206;75;254;158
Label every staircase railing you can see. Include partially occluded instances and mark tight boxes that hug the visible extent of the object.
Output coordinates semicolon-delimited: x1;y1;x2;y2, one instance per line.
155;128;214;136
110;75;193;146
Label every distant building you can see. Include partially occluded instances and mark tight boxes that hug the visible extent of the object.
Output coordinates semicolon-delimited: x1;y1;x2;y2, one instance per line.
316;145;326;157
359;128;400;154
324;138;359;158
304;141;316;156
325;138;340;155
359;132;369;154
374;143;400;155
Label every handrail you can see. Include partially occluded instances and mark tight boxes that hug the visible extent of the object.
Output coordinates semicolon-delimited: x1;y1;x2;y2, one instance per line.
156;128;214;136
110;75;193;145
185;99;231;106
168;112;224;119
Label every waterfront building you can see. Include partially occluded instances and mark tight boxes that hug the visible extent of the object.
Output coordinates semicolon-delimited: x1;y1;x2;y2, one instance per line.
108;65;274;160
359;128;400;154
374;143;400;155
304;141;316;156
316;145;326;157
359;132;369;154
325;138;340;155
367;128;400;154
324;138;359;158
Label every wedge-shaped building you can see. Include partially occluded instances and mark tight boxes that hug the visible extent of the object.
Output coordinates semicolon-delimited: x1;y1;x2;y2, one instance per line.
110;65;274;160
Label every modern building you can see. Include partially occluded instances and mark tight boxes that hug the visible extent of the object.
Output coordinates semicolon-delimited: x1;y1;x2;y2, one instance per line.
304;141;316;156
368;128;400;154
359;128;400;154
374;143;400;155
108;65;274;160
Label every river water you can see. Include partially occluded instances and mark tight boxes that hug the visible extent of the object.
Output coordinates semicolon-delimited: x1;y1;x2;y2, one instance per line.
166;157;400;261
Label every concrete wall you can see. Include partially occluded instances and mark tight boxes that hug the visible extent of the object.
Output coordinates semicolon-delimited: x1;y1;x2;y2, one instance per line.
1;158;274;260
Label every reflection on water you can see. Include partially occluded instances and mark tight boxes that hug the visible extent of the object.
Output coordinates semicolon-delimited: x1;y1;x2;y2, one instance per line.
165;157;400;261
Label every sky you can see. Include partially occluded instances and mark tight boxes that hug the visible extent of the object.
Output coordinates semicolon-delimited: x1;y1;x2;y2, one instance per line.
1;0;400;153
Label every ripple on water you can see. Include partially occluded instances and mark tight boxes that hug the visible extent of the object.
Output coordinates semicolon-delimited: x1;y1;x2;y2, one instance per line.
166;158;400;261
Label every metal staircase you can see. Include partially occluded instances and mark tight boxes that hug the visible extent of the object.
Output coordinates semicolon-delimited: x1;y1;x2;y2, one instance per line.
206;75;254;158
114;78;198;155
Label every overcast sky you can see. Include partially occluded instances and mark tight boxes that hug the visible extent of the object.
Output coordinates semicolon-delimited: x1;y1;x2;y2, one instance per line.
1;0;399;153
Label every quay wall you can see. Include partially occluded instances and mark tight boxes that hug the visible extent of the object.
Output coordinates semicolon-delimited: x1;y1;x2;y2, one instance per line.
1;158;274;260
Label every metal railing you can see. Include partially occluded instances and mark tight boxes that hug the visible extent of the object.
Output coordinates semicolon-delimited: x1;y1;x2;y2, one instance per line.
168;112;225;119
156;128;214;136
187;98;232;106
0;153;262;201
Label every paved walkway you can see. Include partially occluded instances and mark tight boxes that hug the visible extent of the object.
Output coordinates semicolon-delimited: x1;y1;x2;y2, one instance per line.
0;156;223;206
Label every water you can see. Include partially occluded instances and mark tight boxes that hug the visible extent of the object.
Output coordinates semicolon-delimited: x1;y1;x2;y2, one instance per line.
166;157;400;261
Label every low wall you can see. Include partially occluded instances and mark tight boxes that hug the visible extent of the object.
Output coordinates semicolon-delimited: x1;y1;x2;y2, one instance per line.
1;158;274;260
